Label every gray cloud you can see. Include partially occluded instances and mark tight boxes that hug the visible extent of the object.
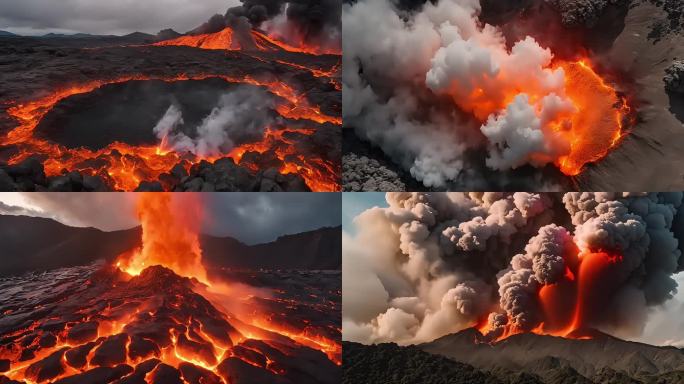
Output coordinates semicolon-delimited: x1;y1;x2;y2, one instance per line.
0;0;239;35
0;193;341;244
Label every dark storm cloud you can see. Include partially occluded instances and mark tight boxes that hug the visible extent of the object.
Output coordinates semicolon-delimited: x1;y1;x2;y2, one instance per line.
0;193;341;245
0;0;239;36
202;193;342;244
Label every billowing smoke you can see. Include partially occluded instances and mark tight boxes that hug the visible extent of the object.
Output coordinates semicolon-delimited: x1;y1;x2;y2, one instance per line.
153;86;274;157
343;192;684;345
342;0;606;188
189;0;341;51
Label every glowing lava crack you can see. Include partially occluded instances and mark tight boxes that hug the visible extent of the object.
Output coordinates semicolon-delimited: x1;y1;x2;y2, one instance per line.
3;73;340;192
0;194;341;384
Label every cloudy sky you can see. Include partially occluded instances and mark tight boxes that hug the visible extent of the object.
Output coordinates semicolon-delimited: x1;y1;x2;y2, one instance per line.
0;192;341;244
0;0;239;36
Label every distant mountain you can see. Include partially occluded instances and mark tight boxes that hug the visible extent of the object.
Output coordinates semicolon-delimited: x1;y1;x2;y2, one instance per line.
417;328;684;383
0;215;139;277
345;330;684;384
202;226;342;271
0;215;341;276
42;32;100;38
157;28;182;41
0;31;17;37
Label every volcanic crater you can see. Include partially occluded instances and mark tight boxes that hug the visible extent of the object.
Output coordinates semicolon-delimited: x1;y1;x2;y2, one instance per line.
0;29;341;192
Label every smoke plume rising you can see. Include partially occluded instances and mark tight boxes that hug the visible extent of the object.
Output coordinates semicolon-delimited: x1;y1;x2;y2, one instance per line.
342;0;626;189
343;193;684;345
153;86;274;157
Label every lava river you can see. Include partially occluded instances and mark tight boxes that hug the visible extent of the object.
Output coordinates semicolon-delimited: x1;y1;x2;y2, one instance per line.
0;193;341;384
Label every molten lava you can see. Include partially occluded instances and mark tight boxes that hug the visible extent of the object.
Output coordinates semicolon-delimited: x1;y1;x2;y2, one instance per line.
0;193;340;383
554;61;630;175
3;73;340;191
116;193;209;284
152;27;339;56
482;245;625;343
228;128;339;192
153;28;239;50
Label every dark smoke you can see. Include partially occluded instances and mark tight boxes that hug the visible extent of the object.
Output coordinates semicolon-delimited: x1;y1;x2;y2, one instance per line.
343;193;684;345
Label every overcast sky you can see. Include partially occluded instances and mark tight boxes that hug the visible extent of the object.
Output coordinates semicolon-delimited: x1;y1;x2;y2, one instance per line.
0;0;239;36
0;192;341;244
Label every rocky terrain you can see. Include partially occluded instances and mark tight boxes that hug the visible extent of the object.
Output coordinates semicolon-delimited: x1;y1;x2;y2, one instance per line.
0;264;341;384
0;34;341;192
344;327;684;383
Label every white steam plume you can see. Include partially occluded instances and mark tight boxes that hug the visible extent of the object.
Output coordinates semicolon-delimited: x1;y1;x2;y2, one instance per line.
153;86;274;157
343;0;575;188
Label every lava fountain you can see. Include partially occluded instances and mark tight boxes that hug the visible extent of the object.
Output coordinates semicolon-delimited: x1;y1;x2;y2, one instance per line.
481;243;626;342
116;192;208;284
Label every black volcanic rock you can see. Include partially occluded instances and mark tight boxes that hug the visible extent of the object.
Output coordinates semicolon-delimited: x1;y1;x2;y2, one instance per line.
665;60;684;94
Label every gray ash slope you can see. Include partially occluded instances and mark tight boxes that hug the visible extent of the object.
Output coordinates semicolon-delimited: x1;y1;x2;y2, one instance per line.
342;0;684;191
0;215;341;277
344;328;684;384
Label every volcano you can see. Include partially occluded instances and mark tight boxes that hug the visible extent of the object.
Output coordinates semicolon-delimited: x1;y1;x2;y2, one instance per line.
0;22;341;192
0;193;342;383
344;328;684;383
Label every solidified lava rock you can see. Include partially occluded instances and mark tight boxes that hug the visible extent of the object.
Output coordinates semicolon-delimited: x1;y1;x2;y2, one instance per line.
53;365;134;384
544;0;626;27
0;158;112;192
0;265;340;384
665;60;684;94
342;153;406;192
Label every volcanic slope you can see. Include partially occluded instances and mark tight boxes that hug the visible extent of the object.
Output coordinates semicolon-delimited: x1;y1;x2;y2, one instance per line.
0;264;341;384
414;328;684;383
0;32;341;192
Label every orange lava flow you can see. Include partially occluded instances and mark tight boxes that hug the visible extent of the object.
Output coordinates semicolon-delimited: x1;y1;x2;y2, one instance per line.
554;61;630;175
228;128;339;192
482;247;624;343
152;27;339;56
249;319;342;365
116;192;209;285
3;73;340;191
251;30;340;56
153;27;237;50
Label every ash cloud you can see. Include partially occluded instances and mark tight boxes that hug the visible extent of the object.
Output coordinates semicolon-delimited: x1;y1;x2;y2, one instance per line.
190;0;342;51
153;86;275;158
342;0;580;189
343;193;684;345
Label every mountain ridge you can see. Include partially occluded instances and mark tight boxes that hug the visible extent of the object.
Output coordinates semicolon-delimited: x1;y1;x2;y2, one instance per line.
0;215;340;276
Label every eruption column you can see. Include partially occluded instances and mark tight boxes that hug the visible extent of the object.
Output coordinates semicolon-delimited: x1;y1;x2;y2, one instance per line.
117;192;209;285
